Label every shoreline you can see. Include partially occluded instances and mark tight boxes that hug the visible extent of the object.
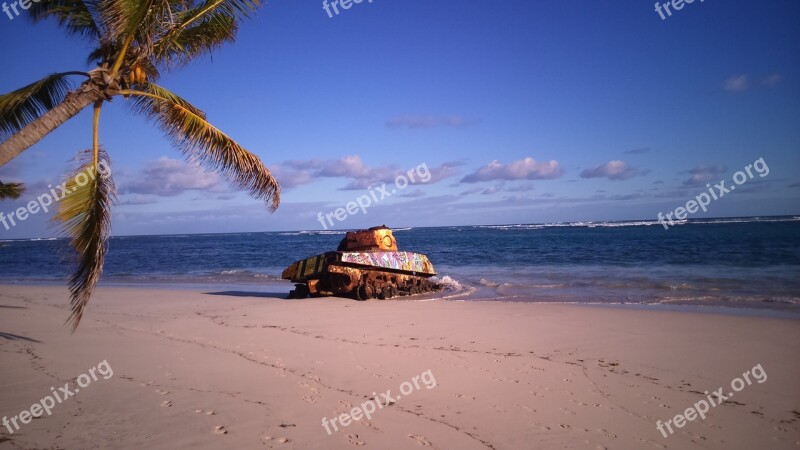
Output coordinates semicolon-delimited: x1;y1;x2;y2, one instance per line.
1;284;798;449
2;280;799;320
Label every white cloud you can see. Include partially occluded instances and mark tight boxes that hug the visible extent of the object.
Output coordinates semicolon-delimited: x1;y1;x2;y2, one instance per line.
580;160;641;181
481;185;502;195
682;165;727;186
269;164;315;189
459;186;483;196
723;74;750;93
271;156;463;191
120;157;226;196
315;155;372;178
723;73;783;93
461;157;563;183
460;182;535;196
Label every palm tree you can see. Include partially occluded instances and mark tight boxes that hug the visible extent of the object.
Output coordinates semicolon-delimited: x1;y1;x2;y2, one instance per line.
0;0;280;330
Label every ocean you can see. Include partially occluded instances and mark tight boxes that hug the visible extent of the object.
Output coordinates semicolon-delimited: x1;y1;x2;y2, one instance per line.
2;216;799;312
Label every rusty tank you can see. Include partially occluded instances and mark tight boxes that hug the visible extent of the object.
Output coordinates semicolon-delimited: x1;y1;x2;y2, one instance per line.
281;226;439;300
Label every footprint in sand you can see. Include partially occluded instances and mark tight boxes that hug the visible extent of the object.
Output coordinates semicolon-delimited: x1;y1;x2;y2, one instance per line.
299;380;320;403
161;400;172;407
213;425;227;435
299;381;318;390
156;389;170;395
348;434;365;446
408;434;432;446
596;429;617;439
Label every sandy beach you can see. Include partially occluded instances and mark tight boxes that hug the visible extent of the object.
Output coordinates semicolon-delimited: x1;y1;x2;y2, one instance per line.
0;285;797;449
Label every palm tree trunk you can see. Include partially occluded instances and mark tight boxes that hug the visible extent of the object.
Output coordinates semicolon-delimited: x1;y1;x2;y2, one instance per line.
0;85;105;166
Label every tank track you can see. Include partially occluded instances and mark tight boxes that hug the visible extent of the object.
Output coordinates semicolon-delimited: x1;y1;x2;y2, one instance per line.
288;268;440;300
353;271;439;300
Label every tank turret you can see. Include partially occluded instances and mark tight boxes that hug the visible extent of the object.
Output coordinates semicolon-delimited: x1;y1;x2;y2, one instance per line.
336;225;397;252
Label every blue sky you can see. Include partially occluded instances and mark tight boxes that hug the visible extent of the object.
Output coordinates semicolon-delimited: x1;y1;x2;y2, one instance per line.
1;0;799;238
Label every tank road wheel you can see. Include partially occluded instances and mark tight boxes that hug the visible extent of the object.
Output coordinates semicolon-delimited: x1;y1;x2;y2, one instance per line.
291;284;309;299
354;281;368;301
355;273;381;301
382;284;397;299
358;284;374;301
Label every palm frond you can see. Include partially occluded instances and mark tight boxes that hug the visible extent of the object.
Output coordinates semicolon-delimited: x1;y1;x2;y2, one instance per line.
152;0;259;67
0;181;25;200
124;84;279;210
53;148;115;331
0;73;83;142
87;39;117;65
97;0;149;42
153;10;237;67
28;0;102;40
179;0;260;29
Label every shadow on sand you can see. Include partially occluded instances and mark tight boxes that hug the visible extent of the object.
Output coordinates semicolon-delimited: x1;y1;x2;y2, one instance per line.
204;291;291;299
0;332;42;343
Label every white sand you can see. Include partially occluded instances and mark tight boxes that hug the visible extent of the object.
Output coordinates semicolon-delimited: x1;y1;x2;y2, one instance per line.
0;285;798;449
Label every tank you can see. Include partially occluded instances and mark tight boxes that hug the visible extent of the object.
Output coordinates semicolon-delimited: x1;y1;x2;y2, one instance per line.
281;225;439;300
